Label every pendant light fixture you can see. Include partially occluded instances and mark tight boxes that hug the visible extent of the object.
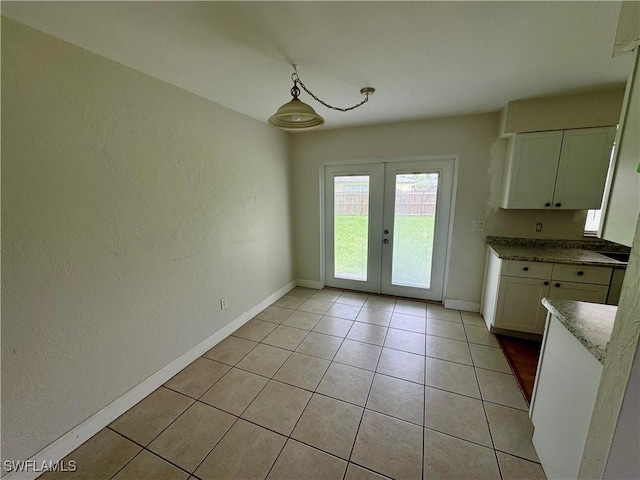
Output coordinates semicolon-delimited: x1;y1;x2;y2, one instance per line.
269;64;375;132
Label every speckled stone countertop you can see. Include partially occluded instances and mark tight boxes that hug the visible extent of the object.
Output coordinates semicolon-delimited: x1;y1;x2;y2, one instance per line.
541;298;616;364
486;236;628;268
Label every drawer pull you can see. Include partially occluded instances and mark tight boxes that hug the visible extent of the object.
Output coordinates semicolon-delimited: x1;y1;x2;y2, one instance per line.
555;283;561;288
545;202;551;207
555;202;562;207
523;267;529;271
544;281;549;286
577;271;584;276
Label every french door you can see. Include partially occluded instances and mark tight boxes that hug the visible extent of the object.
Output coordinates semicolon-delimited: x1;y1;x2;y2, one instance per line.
324;159;454;301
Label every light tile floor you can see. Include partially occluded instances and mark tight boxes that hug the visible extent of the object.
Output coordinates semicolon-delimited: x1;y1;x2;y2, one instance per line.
41;287;547;480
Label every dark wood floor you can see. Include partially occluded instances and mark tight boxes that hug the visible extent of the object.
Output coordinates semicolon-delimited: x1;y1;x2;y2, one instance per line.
496;335;542;404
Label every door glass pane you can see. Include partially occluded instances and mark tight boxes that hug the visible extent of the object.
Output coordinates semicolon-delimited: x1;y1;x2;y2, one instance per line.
391;173;438;288
334;175;370;281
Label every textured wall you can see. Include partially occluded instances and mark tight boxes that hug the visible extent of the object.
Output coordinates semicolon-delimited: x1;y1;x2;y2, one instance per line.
1;18;293;463
604;338;640;479
602;49;640;247
498;87;625;137
580;216;640;478
289;115;588;306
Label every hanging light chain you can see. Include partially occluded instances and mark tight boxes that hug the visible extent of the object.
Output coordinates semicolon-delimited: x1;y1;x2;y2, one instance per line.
291;66;373;113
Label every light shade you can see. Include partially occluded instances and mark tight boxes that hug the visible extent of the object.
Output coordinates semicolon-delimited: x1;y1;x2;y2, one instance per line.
268;98;325;132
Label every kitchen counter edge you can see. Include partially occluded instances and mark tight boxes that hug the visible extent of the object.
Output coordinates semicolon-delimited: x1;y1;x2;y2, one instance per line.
486;243;626;268
541;298;616;364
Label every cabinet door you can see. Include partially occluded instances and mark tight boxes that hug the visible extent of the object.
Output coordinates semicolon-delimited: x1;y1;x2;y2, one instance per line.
548;281;609;304
495;276;550;334
553;127;616;210
503;131;563;209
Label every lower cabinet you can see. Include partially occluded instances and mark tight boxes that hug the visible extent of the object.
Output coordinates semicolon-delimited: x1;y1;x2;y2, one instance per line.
481;248;613;335
495;277;550;334
530;314;604;479
606;269;626;305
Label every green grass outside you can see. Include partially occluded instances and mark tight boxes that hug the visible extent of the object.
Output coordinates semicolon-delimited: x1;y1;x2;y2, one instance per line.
334;215;435;287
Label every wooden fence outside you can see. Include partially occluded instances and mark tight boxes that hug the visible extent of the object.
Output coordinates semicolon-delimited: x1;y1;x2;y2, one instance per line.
335;192;437;216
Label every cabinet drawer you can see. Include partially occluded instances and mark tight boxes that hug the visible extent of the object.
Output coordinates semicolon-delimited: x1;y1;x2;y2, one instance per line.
551;264;612;285
548;281;609;304
501;260;553;279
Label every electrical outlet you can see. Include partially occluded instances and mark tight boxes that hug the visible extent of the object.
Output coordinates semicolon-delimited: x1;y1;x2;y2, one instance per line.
220;297;228;310
535;223;543;232
473;220;485;231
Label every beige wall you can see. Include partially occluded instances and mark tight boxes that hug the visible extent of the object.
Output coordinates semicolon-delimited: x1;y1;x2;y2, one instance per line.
290;115;587;307
580;215;640;478
498;87;625;137
602;49;640;247
1;18;294;463
604;336;640;479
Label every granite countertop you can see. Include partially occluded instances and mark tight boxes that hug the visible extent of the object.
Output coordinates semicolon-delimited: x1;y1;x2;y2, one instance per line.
541;298;616;364
487;244;625;267
486;236;628;268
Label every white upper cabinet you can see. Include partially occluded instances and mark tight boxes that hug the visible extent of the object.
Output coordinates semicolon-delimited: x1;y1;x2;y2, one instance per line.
502;131;563;209
501;126;616;210
554;128;617;209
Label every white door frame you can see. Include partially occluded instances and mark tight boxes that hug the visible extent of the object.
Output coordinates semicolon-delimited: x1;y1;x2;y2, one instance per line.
380;159;454;300
323;163;385;293
321;155;458;301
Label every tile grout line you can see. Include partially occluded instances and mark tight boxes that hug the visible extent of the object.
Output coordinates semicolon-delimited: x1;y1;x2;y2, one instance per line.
454;328;498;477
257;319;528;410
229;331;510;377
465;320;505;480
261;296;533;476
109;326;271;476
342;309;394;480
104;432;161;480
263;291;355;479
104;289;534;480
177;362;267;476
423;310;433;480
287;292;365;473
187;329;287;479
104;428;193;479
126;315;290;478
122;301;527;476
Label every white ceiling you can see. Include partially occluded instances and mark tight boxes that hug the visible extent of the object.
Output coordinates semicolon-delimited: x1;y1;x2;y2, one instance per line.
2;1;633;130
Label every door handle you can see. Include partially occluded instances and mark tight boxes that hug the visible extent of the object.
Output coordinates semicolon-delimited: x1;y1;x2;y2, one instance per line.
383;229;389;234
383;239;389;244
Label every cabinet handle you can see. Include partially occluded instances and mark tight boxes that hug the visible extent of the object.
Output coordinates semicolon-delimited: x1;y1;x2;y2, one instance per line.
555;202;562;207
544;281;549;286
545;202;551;207
555;283;561;287
523;267;529;271
577;271;584;276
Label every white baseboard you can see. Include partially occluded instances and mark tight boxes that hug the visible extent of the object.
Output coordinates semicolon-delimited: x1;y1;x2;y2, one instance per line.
296;278;324;290
444;298;481;312
3;281;296;480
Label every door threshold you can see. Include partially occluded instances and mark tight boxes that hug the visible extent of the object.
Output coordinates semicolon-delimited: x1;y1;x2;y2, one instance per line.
319;286;443;306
